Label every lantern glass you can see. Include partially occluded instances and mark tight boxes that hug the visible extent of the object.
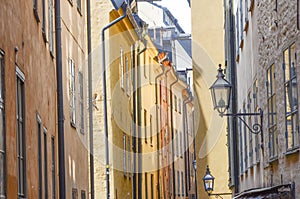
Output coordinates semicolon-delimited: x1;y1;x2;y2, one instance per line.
210;66;232;114
202;166;215;194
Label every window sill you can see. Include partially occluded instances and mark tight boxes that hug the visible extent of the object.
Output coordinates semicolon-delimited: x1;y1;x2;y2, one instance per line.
239;39;244;49
70;122;76;129
236;54;240;62
50;50;55;59
77;7;82;16
285;147;300;156
42;30;47;43
33;8;40;22
68;0;74;6
268;156;278;164
244;20;249;32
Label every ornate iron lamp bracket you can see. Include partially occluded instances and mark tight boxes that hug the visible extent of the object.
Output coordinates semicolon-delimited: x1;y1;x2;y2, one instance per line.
208;192;232;199
219;108;263;134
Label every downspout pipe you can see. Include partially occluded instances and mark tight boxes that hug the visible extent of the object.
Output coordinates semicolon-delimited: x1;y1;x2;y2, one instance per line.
54;0;66;198
183;91;192;197
228;0;239;194
137;43;147;199
164;65;172;198
132;46;137;199
101;3;128;199
154;65;165;199
86;0;94;198
191;109;198;199
169;68;178;199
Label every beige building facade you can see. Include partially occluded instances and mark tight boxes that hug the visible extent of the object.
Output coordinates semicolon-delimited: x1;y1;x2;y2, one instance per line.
228;0;300;198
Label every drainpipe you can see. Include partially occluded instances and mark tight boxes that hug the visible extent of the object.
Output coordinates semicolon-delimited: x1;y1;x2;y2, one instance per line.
192;109;198;199
164;65;172;198
169;68;178;199
154;63;165;199
137;43;146;199
101;3;128;199
86;0;94;198
228;0;239;194
54;0;66;198
183;91;192;198
132;45;137;199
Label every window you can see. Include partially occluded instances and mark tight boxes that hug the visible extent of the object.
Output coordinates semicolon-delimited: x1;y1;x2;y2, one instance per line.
72;188;78;199
123;134;127;176
245;0;249;22
69;59;76;126
243;104;248;168
178;98;181;113
145;173;148;199
298;0;300;30
236;9;240;57
33;0;40;21
283;43;299;150
247;92;253;166
42;0;46;41
16;67;26;198
120;47;124;89
77;0;81;13
127;136;131;176
151;174;154;199
126;56;129;96
51;137;56;199
49;0;54;55
44;128;48;199
253;80;260;162
150;115;153;145
180;131;183;158
176;130;179;157
144;109;147;142
177;171;180;196
144;53;147;78
0;51;5;198
238;118;244;173
81;190;86;199
174;95;177;112
181;171;184;196
78;72;84;133
267;64;278;158
240;0;244;42
37;115;42;199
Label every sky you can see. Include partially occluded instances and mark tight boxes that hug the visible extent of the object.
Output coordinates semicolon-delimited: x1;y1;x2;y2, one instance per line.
155;0;191;34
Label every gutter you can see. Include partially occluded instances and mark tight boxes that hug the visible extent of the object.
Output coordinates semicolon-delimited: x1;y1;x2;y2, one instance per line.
86;0;94;198
169;68;178;199
183;90;192;197
154;62;165;199
101;3;128;198
54;0;66;198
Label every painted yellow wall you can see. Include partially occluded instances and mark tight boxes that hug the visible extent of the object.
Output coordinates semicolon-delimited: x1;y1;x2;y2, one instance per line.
191;0;232;198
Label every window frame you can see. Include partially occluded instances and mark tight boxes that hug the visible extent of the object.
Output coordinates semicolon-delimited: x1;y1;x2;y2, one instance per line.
51;136;56;199
44;128;48;199
78;71;84;134
0;50;6;198
49;0;54;56
16;66;27;198
37;114;42;199
283;43;299;151
69;59;76;127
267;63;278;159
42;0;47;42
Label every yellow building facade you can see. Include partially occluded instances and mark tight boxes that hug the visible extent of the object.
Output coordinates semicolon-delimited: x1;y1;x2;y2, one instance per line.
191;0;232;198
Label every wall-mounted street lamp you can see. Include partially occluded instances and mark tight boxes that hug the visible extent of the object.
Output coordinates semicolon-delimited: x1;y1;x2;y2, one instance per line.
202;166;232;199
210;64;263;134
